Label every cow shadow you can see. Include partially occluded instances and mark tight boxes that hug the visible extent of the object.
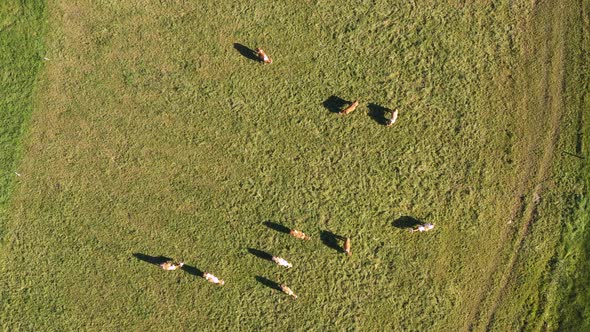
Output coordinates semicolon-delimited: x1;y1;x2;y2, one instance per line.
248;248;273;261
255;276;282;291
133;253;172;266
233;43;258;62
263;221;290;234
392;216;422;229
367;103;391;125
323;95;350;114
320;230;345;253
181;264;204;277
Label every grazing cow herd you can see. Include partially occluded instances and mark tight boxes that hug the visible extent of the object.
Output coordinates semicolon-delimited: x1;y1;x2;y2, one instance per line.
149;46;436;299
156;222;434;298
255;47;399;122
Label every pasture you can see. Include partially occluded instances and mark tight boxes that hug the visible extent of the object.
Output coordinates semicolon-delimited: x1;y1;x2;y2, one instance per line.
1;0;588;330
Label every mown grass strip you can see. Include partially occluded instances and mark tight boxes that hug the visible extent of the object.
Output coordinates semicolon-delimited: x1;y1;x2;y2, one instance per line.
0;0;46;239
534;1;590;330
555;1;590;327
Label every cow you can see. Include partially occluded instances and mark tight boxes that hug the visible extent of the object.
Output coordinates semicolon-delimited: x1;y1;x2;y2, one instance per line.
280;284;297;299
387;109;399;126
203;272;225;285
290;229;311;240
159;261;184;271
344;237;352;256
341;100;359;115
255;48;273;64
272;256;293;268
410;223;435;233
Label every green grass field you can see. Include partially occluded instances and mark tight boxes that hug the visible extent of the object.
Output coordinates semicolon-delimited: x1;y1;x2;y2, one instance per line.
1;0;588;330
0;0;45;240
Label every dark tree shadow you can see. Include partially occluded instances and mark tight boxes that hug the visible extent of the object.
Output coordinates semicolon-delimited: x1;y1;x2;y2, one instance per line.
320;230;345;253
392;216;422;229
367;103;391;125
181;264;204;277
133;253;172;266
323;95;350;113
233;43;258;62
248;248;273;261
255;276;282;291
263;221;290;234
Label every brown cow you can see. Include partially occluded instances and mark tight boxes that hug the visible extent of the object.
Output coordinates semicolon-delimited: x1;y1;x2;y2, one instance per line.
341;100;359;115
255;48;273;64
203;272;225;285
344;237;352;256
290;229;311;240
159;261;184;271
280;284;297;299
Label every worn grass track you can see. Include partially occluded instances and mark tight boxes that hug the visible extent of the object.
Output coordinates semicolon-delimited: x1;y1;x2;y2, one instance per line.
478;1;568;330
472;1;589;330
464;1;569;328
